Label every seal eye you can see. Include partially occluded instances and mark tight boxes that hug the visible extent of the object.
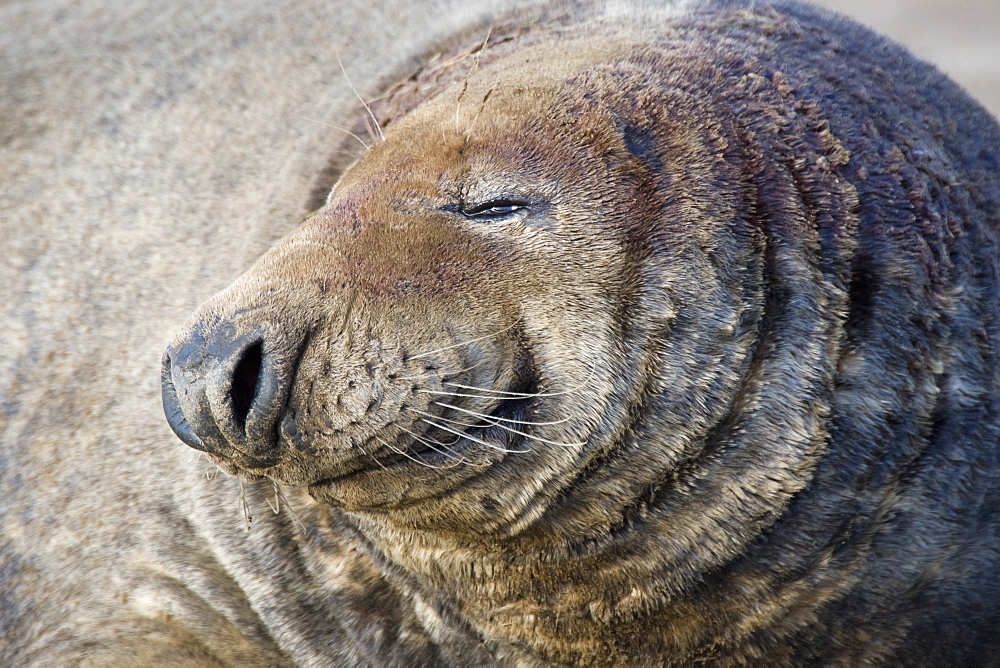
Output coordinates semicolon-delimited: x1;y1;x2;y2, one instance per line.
461;199;527;220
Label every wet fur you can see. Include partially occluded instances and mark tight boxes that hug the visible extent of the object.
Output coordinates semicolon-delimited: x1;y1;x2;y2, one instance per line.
4;0;1000;664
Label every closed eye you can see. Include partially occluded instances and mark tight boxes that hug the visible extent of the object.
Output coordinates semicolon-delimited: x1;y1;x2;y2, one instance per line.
461;199;528;220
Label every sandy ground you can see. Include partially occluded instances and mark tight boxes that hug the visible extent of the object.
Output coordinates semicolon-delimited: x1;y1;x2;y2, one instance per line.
811;0;1000;118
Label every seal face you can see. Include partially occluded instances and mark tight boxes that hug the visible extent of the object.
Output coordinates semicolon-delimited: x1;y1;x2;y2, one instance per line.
161;1;1000;663
163;43;777;534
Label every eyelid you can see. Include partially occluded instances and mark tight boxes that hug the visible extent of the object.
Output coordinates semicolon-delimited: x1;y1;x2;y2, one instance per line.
461;198;529;219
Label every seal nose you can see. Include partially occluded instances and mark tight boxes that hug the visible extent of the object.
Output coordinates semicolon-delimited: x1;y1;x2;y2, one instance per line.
161;320;296;461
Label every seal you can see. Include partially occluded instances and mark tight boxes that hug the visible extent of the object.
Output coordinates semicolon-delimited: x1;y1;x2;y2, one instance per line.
158;0;1000;663
3;0;999;665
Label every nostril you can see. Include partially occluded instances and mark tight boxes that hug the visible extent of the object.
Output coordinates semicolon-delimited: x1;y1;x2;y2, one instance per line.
230;340;263;434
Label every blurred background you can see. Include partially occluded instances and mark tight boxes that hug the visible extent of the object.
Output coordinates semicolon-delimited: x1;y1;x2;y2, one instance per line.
812;0;1000;118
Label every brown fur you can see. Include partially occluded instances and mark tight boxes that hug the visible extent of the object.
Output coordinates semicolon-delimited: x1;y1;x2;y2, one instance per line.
5;0;1000;664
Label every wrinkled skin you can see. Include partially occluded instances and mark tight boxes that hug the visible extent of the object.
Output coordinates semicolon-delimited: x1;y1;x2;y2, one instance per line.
5;0;1000;665
163;47;743;531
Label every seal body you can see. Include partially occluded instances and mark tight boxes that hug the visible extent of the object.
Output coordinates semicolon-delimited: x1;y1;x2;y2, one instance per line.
5;0;1000;664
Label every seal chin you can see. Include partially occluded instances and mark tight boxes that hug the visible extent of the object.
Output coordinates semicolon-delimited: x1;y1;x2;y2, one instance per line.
300;393;536;510
203;453;269;483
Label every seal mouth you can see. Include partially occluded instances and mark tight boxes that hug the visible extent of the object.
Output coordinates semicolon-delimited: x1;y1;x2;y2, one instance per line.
406;391;533;462
203;452;271;482
312;379;537;486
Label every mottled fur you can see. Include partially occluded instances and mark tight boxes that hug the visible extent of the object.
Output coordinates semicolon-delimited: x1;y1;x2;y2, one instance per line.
4;0;1000;665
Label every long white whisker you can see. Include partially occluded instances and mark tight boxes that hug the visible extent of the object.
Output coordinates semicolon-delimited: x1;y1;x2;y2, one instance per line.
395;360;485;382
404;406;481;429
443;383;555;397
368;451;389;470
297;116;370;150
418;417;531;454
399;424;462;448
455;85;466;136
337;52;384;141
442;360;599;398
432;401;572;426
238;479;252;531
465;86;495;144
418;406;583;448
411;323;517;360
485;420;585;448
396;425;466;465
271;484;309;537
375;436;451;470
460;26;492;138
417;387;542;400
267;480;281;514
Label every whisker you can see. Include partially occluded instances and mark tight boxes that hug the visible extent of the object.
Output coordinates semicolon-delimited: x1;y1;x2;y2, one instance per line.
414;406;583;448
442;360;599;398
297;115;370;150
395;359;485;382
266;480;281;514
396;424;466;465
374;436;451;470
336;51;384;141
432;400;572;426
411;322;517;360
418;417;531;454
442;383;551;397
455;84;467;137
417;387;544;401
399;423;462;448
484;420;585;449
361;114;381;144
455;25;492;137
272;484;309;537
238;106;369;155
368;451;389;470
238;479;252;531
465;86;495;144
404;405;482;429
